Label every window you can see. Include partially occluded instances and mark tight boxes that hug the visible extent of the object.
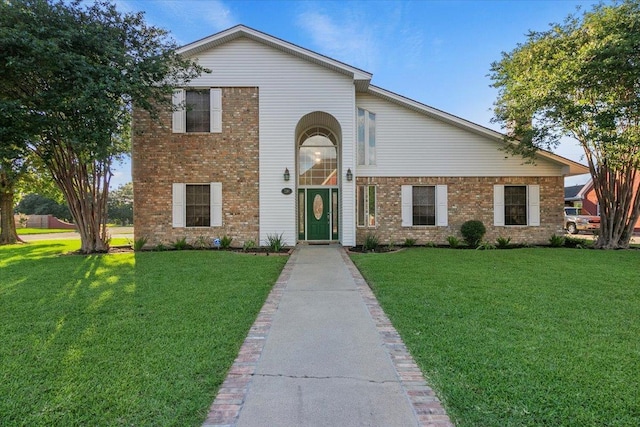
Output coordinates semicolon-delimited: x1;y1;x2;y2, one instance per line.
412;186;436;226
357;185;376;227
186;184;210;226
172;88;222;133
186;90;210;132
401;185;448;227
504;186;526;225
357;108;376;165
493;185;540;226
172;183;222;227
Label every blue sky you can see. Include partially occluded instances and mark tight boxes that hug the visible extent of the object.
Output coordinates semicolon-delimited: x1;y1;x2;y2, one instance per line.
111;0;607;189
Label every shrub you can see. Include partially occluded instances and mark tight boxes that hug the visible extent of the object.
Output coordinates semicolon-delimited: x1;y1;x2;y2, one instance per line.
243;240;256;251
220;235;233;249
266;233;285;252
447;235;461;248
549;234;565;247
192;235;208;249
496;236;511;249
461;220;486;248
424;241;437;248
173;237;189;250
564;236;590;248
154;243;168;251
133;236;148;251
404;238;417;247
363;233;379;251
476;240;496;250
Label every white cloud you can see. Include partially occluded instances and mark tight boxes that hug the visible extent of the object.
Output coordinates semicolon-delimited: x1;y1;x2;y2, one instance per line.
295;2;425;74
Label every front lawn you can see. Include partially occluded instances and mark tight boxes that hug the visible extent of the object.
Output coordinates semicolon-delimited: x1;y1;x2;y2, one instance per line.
351;248;640;427
0;240;287;426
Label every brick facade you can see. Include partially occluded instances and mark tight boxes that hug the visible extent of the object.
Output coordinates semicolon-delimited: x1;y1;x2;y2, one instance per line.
132;87;259;248
355;176;565;246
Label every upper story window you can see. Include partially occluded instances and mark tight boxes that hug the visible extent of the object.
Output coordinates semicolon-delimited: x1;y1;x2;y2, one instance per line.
185;90;210;132
298;128;338;186
172;88;222;133
357;108;376;166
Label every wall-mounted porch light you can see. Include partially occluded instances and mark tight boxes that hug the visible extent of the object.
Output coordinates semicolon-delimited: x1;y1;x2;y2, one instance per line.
346;168;353;182
284;168;290;181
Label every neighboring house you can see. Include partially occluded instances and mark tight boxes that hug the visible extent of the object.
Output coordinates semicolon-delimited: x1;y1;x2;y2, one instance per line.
132;25;588;247
566;178;640;232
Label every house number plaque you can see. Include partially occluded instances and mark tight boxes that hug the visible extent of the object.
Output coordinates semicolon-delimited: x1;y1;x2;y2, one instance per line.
281;188;293;195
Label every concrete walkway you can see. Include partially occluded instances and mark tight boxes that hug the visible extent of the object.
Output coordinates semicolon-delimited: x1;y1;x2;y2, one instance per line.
203;245;453;427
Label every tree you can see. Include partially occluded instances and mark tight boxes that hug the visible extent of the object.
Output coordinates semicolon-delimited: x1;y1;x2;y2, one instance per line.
15;194;72;222
490;0;640;249
107;182;133;225
0;0;204;253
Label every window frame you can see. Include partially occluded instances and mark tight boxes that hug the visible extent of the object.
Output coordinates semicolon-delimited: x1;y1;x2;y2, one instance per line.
172;88;222;134
357;184;377;228
357;108;376;166
412;186;436;226
504;185;527;226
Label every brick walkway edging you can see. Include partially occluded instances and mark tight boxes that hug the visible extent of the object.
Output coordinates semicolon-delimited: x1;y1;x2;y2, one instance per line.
202;246;454;427
339;248;454;427
202;249;298;427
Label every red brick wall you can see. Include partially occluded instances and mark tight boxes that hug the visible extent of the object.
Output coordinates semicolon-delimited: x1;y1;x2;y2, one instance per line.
132;87;260;248
355;176;564;245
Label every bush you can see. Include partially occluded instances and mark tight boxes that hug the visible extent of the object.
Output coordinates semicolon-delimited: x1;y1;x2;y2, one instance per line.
476;240;496;250
496;236;511;249
192;235;208;249
133;236;148;251
173;237;189;250
461;220;486;248
404;238;417;247
220;235;233;249
363;233;379;251
549;234;565;247
447;235;461;248
266;233;285;252
243;240;256;251
564;236;590;248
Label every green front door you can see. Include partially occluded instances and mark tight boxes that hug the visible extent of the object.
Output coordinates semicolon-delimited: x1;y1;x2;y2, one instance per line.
306;188;330;240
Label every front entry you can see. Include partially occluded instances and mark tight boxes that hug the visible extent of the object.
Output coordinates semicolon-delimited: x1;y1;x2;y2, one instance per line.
307;189;330;240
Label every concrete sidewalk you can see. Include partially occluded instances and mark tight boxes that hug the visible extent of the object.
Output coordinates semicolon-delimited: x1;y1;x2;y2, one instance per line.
203;245;452;427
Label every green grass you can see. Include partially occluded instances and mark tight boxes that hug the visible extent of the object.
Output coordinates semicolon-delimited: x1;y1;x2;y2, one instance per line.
16;228;77;235
351;248;640;427
0;240;287;426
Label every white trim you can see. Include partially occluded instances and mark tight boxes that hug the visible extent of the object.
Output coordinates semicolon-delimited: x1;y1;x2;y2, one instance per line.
210;88;222;133
494;185;505;226
172;90;185;133
172;183;185;227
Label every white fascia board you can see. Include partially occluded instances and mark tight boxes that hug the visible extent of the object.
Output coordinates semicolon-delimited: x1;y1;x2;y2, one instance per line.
177;25;372;85
366;85;589;176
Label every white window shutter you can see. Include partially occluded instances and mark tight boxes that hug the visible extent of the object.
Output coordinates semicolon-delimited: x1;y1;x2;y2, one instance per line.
172;183;185;227
211;182;222;226
401;185;413;227
172;89;186;133
436;185;448;226
528;184;540;226
210;88;222;133
494;185;505;226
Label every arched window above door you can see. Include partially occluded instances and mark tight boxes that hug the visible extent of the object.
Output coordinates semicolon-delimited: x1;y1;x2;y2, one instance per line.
298;127;338;186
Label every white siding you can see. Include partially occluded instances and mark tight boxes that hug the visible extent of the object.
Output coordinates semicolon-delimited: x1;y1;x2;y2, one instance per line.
185;38;357;245
356;93;565;177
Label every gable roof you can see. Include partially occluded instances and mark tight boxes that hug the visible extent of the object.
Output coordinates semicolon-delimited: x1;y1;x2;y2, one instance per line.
177;25;372;91
178;25;588;176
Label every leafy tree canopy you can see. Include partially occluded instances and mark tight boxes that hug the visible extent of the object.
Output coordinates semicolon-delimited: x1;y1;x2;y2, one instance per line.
0;0;205;252
490;0;640;248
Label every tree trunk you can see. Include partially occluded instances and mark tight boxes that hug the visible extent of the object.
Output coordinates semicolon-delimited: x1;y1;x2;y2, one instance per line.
0;174;23;245
41;143;111;254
